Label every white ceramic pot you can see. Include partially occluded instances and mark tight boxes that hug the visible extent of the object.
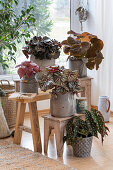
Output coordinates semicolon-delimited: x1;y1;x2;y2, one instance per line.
30;55;55;72
69;59;87;78
50;92;75;118
98;96;110;122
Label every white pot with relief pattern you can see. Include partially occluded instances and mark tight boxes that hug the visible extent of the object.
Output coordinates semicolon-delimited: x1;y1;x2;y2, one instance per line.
98;96;110;122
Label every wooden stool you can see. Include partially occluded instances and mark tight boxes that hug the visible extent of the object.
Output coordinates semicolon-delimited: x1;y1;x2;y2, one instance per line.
42;114;84;157
9;91;51;153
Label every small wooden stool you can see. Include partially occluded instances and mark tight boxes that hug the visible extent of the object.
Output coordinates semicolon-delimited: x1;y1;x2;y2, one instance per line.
42;114;84;157
9;91;51;153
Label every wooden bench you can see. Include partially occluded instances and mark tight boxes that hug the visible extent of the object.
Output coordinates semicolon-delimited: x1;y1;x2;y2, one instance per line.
9;91;51;153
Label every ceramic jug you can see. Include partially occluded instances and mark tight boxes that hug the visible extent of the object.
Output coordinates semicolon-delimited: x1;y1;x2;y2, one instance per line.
98;96;110;122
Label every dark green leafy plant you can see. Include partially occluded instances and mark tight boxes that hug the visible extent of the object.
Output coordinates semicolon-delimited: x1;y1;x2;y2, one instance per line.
0;0;35;69
63;109;109;145
22;36;62;60
38;66;81;95
61;30;104;70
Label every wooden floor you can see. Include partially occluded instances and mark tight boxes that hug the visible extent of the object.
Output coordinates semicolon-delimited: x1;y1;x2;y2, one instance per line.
20;114;113;170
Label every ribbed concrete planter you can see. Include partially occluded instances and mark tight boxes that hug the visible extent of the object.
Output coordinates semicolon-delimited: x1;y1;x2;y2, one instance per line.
72;136;93;157
30;55;55;72
69;59;87;78
20;74;38;94
50;92;75;118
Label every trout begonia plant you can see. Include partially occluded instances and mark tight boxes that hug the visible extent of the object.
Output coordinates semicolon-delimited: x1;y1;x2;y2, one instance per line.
15;61;41;79
39;66;81;95
64;108;109;145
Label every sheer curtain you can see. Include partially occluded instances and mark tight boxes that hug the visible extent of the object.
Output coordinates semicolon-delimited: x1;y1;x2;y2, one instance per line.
72;0;113;110
85;0;113;111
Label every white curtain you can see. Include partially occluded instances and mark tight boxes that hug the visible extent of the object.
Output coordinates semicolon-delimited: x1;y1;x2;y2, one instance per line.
81;0;113;111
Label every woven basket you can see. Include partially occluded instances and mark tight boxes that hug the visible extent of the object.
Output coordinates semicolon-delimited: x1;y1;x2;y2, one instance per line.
0;80;16;129
0;80;15;91
72;136;93;157
1;90;16;129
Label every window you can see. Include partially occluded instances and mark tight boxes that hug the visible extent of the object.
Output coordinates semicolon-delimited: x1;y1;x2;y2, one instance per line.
2;0;72;74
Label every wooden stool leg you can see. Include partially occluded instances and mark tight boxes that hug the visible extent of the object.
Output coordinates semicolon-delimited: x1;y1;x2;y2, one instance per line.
29;102;42;153
14;102;26;145
44;120;51;153
54;123;64;157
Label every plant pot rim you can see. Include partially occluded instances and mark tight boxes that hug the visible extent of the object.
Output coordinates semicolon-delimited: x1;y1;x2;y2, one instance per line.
73;136;93;140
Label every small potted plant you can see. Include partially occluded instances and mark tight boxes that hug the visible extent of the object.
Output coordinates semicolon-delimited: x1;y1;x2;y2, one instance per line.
22;36;62;71
63;108;109;157
16;61;41;94
38;66;81;118
61;30;104;77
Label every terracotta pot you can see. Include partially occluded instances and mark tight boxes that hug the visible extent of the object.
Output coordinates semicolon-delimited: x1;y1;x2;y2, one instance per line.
69;59;87;78
30;55;55;72
50;92;75;118
72;136;93;157
20;74;38;94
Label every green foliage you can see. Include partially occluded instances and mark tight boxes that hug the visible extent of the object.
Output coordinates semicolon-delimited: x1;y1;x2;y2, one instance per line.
0;0;35;69
64;108;109;145
39;66;81;94
29;0;53;36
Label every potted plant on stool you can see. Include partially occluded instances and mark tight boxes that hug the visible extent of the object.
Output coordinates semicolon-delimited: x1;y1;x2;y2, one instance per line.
22;36;62;71
38;66;81;118
16;61;41;94
63;108;109;157
61;30;104;78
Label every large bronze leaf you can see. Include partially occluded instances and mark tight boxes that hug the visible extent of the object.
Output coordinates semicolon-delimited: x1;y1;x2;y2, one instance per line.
86;58;95;70
67;36;81;45
63;46;70;54
61;40;69;45
95;51;103;70
67;30;80;36
91;38;104;51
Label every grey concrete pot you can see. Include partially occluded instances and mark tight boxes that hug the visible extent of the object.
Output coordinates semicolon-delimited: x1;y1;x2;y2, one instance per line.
50;92;75;118
20;74;38;94
72;136;93;157
69;59;87;78
30;55;55;72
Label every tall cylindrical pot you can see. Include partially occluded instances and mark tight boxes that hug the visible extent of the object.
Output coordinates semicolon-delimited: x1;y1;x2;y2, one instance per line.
50;92;75;118
30;55;55;72
20;74;38;94
98;96;110;122
72;136;93;157
69;59;87;78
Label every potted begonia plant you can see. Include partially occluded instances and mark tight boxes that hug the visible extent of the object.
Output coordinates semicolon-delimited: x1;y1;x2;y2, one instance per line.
22;36;62;71
38;66;81;118
61;30;104;77
16;61;41;94
63;108;109;157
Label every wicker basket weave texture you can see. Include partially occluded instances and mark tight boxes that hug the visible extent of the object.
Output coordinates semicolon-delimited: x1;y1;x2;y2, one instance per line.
0;80;16;129
72;136;93;157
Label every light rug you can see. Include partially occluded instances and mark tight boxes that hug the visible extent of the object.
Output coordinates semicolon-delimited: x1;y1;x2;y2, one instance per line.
0;138;76;170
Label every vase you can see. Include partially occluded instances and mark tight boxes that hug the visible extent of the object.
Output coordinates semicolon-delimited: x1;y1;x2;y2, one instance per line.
50;92;75;118
76;97;87;114
20;74;38;94
98;96;110;122
30;55;55;72
72;136;93;157
69;59;87;78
